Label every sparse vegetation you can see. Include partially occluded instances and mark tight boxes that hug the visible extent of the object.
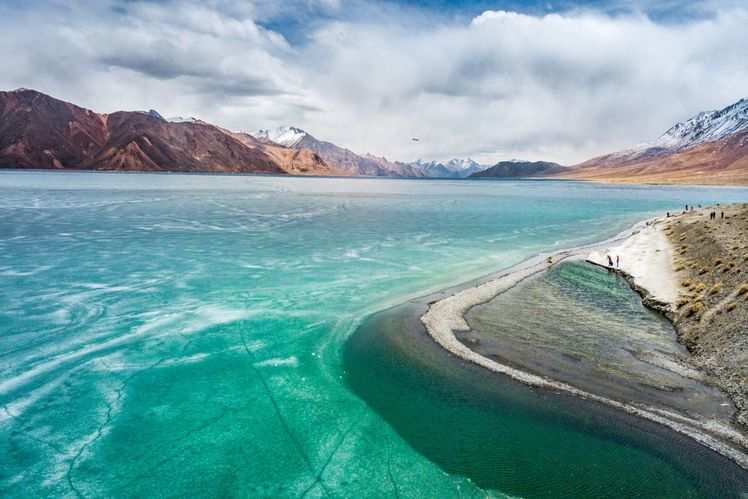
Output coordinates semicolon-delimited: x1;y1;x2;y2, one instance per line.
686;301;705;318
664;204;748;428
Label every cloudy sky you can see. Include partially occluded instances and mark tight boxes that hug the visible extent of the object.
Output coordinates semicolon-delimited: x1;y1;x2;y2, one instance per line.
2;0;747;164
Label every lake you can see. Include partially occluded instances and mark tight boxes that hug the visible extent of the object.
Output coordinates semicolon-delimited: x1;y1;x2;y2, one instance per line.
1;171;746;497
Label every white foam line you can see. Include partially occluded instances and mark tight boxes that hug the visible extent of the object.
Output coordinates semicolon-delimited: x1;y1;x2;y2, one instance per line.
421;218;748;470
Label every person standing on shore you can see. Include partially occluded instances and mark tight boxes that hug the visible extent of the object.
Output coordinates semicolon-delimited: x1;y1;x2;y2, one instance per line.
607;255;614;267
616;255;620;268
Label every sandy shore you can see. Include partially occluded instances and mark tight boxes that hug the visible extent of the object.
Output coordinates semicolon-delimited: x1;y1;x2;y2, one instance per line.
421;216;748;470
587;218;678;306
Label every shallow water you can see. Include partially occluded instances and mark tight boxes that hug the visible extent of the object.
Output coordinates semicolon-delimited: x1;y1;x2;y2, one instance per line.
345;300;748;498
1;171;747;497
466;261;734;419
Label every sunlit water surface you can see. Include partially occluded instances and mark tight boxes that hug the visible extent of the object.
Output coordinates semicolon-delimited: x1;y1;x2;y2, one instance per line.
1;171;747;497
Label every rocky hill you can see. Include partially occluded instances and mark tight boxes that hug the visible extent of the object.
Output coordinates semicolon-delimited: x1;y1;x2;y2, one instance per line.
470;160;565;178
0;89;336;175
565;98;748;185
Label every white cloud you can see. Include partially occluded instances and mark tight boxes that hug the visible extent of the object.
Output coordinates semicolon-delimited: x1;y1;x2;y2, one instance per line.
298;7;748;164
1;1;747;164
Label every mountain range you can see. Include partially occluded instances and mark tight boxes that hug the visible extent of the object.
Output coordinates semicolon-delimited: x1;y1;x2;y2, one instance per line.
563;98;748;184
0;88;482;177
0;89;338;175
2;88;747;184
408;158;485;178
255;126;427;177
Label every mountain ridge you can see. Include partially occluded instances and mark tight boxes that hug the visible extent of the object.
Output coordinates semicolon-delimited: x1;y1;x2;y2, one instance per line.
470;160;566;178
255;126;430;177
3;88;747;184
0;89;336;175
408;158;485;178
564;96;748;185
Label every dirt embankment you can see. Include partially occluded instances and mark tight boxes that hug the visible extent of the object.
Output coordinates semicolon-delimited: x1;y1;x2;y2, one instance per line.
666;204;748;428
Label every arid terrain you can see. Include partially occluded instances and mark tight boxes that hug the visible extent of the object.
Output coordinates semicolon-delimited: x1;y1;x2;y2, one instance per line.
559;98;748;185
666;204;748;427
3;88;748;184
561;132;748;185
0;89;339;176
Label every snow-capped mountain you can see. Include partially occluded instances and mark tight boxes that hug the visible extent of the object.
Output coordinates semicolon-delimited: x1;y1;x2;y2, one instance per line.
653;98;748;150
444;158;483;172
409;158;485;178
254;126;490;178
578;97;748;169
570;97;748;184
255;126;308;147
253;126;424;177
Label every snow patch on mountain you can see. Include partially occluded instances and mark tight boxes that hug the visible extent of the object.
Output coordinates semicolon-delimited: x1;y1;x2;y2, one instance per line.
445;158;482;171
255;126;308;147
585;97;748;166
169;116;204;124
410;158;486;178
653;98;748;150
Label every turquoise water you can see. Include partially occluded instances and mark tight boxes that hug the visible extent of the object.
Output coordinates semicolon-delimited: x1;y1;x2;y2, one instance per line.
1;171;747;497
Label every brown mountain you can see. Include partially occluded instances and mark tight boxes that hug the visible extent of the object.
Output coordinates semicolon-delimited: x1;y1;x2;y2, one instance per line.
562;131;748;185
561;98;748;185
0;88;109;168
470;160;565;178
255;127;425;177
0;89;337;175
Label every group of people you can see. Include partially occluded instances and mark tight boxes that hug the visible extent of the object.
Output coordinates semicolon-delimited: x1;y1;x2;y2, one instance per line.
666;204;724;220
607;254;620;268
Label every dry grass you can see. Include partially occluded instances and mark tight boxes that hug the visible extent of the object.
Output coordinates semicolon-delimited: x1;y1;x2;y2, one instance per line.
676;296;691;309
686;301;705;318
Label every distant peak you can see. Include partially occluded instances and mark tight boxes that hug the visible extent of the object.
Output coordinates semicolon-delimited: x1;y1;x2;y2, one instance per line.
255;126;308;147
412;158;482;170
654;96;748;150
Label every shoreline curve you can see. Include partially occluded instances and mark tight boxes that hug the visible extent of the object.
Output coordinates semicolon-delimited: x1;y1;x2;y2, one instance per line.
420;216;748;470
